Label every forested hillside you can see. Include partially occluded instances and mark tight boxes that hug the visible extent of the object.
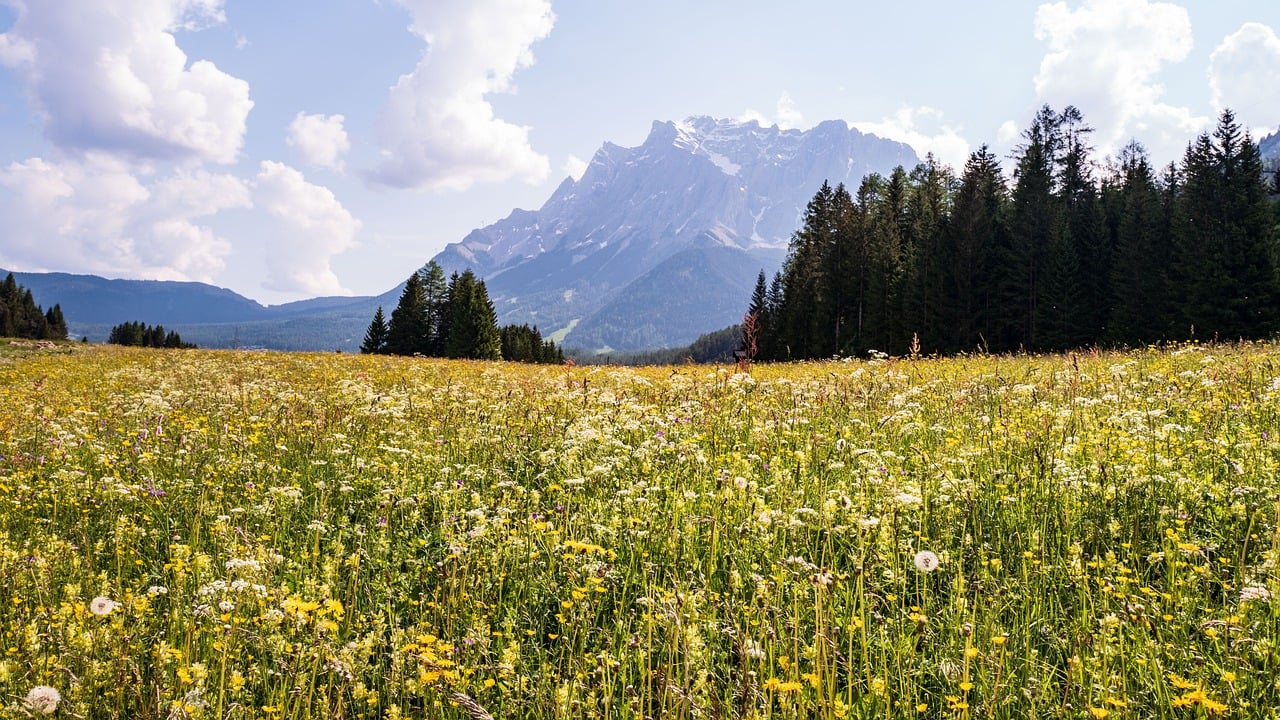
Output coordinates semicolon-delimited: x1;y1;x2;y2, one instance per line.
748;108;1280;359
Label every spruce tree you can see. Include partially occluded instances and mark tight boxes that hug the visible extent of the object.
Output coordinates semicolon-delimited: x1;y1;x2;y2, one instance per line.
1171;110;1279;340
999;106;1065;351
745;270;771;360
443;270;501;360
1107;143;1171;344
420;261;449;356
944;146;1006;352
361;306;389;354
44;304;67;341
385;271;430;355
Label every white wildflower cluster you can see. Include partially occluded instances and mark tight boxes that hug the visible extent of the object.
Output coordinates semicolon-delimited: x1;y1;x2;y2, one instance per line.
1240;583;1271;604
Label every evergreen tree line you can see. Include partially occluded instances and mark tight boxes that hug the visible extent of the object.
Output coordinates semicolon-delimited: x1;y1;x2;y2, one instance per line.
746;107;1280;360
107;321;195;348
361;262;563;363
0;273;68;341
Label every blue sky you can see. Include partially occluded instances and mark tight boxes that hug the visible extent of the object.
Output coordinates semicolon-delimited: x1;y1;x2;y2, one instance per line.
0;0;1277;304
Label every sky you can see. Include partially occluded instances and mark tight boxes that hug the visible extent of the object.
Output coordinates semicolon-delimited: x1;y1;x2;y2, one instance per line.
0;0;1277;305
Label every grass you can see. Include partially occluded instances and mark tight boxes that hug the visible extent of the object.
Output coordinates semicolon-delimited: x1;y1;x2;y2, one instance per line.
0;342;1278;718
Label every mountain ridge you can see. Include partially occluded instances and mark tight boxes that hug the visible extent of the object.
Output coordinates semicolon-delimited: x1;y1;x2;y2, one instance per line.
7;116;922;351
433;115;918;349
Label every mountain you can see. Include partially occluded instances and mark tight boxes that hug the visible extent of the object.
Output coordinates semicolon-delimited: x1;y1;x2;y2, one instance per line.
7;117;920;352
1261;127;1280;161
434;117;918;350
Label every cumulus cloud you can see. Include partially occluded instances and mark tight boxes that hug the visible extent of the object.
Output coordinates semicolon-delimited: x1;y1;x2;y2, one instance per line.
1210;22;1280;136
854;106;971;170
369;0;554;190
1032;0;1204;162
0;0;252;164
562;154;588;181
0;155;251;281
287;113;351;171
254;162;360;296
739;92;806;130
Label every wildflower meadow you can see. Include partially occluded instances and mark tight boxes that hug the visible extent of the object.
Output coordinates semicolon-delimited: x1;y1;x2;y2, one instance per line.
1;343;1278;719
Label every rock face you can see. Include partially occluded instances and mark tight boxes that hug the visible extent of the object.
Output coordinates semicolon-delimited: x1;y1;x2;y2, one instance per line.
433;117;919;351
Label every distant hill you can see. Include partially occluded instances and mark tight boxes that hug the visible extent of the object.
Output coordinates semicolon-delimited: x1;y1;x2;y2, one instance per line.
4;268;393;350
5;270;273;325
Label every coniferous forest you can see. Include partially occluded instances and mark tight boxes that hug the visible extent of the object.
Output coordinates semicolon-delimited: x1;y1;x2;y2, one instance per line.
746;107;1280;360
361;261;563;363
0;272;68;341
106;321;195;349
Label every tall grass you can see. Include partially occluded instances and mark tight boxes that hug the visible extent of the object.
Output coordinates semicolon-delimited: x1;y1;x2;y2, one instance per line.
0;342;1277;718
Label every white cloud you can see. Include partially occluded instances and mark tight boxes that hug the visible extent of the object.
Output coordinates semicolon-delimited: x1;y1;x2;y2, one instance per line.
997;120;1021;145
287;113;351;171
854;106;971;170
254;161;360;296
775;92;804;130
739;93;806;130
1032;0;1204;163
0;0;252;164
369;0;554;190
562;154;588;181
0;155;251;281
1210;23;1280;136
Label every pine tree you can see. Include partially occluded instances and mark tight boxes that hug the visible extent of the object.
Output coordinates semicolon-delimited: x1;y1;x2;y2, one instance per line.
44;304;67;341
443;270;501;360
1171;109;1280;340
943;146;1006;352
900;156;955;354
385;271;430;355
420;261;449;355
998;106;1066;351
1058;111;1109;345
745;270;771;360
361;306;389;354
1107;143;1172;344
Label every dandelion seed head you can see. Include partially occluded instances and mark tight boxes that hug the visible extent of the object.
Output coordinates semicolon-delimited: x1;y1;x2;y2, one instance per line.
88;595;118;616
24;685;61;714
913;550;940;573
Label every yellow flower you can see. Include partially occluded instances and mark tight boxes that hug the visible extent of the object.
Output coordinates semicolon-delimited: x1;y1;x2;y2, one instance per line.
1089;708;1110;719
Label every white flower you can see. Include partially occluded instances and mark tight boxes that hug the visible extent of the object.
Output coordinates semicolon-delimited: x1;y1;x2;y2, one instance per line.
147;585;168;596
913;550;940;573
1240;583;1271;603
24;685;61;714
88;596;118;616
895;492;922;506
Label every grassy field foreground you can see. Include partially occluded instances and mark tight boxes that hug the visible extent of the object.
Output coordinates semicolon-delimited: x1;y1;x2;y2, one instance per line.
1;343;1279;719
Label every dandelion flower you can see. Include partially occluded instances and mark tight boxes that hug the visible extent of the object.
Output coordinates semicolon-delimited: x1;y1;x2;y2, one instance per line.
913;550;940;573
25;686;61;714
88;596;118;616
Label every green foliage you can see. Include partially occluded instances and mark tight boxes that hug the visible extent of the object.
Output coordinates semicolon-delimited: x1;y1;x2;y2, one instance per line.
0;272;67;341
106;321;195;348
360;306;389;354
499;324;563;364
756;107;1280;359
373;264;502;361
